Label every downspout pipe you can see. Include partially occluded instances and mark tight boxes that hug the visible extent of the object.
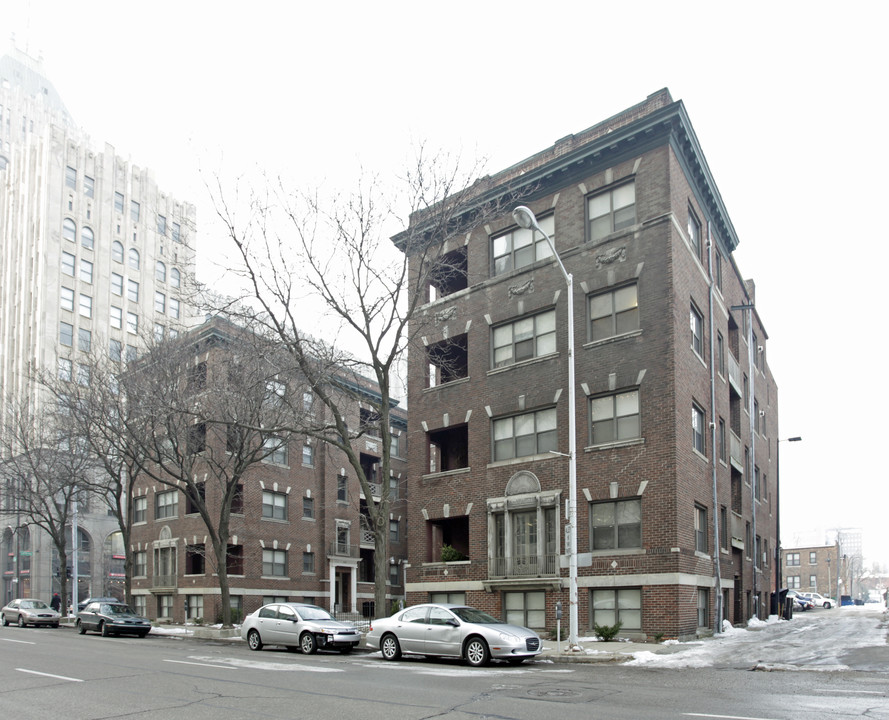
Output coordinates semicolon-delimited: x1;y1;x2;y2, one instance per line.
706;223;723;633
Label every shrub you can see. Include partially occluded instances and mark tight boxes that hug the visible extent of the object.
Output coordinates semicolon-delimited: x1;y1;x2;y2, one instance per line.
594;621;622;641
440;544;466;562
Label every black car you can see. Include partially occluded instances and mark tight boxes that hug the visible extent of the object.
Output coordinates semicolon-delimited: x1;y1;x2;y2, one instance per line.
76;601;151;637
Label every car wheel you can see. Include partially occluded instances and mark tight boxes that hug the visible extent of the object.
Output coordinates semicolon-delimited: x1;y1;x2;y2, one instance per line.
100;621;111;637
18;615;25;628
380;633;402;661
823;602;831;609
464;637;490;667
1;614;8;627
76;619;86;634
300;632;317;655
247;629;263;651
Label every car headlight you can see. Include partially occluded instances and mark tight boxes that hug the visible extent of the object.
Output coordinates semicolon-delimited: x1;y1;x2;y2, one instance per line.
498;631;519;643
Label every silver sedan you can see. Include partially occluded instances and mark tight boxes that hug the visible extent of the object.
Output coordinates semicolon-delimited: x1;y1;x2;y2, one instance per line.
241;602;361;654
365;603;542;666
1;598;61;628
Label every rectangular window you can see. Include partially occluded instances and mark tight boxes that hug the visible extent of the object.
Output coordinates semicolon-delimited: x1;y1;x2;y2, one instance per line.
262;491;288;521
717;332;725;376
131;200;140;222
303;552;315;574
337;474;348;502
76;363;90;386
127;312;139;335
787;575;800;589
186;595;204;620
492;407;557;461
111;273;123;296
62;252;76;276
185;545;206;575
109;339;122;362
697;588;709;627
58;357;72;381
155;490;178;519
80;258;93;284
303;496;314;519
154;323;165;342
127;279;139;302
157;214;167;235
79;294;92;318
65;165;77;189
61;287;75;312
587;182;636;242
78;328;91;353
504;590;546;629
262;549;287;577
389;520;400;543
114;192;124;213
687;205;701;256
492;309;556;368
591;498;642;550
786;552;800;566
172;222;181;242
718;418;726;462
154;291;166;314
589;284;639;342
491;213;554;275
133;496;147;523
133;550;147;577
84;176;94;198
695;504;708;553
169;297;180;319
690;303;704;357
591;588;641;631
302;444;314;466
590;390;640;445
692;403;706;455
262;436;288;465
809;551;817;564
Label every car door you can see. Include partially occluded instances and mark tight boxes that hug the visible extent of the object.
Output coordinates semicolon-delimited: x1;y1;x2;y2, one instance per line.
82;602;101;631
255;604;283;644
394;606;430;653
423;606;463;657
8;600;21;623
275;605;301;646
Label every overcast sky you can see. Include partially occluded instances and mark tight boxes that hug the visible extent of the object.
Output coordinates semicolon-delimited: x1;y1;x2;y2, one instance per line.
8;1;888;567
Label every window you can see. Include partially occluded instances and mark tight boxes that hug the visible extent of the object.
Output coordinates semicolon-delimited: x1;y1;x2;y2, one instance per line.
589;284;639;341
591;588;641;631
62;251;75;276
786;552;800;567
492;407;557;461
492;213;554;275
695;504;708;553
809;551;817;564
718;418;726;462
185;545;205;575
109;339;122;362
170;267;181;288
61;287;75;312
65;165;77;189
337;474;348;502
169;297;180;319
690;303;704;357
84;175;94;198
156;260;166;283
62;218;76;242
114;192;124;213
154;323;165;342
492;309;556;368
132;550;146;577
79;258;92;284
262;491;288;521
157;214;167;235
692;403;706;455
303;496;314;519
155;490;178;519
265;379;286;405
154;291;166;314
587;182;636;241
263;549;287;577
591;498;641;550
303;552;315;574
231;485;244;514
787;575;800;589
504;591;546;629
108;306;121;329
302;444;314;466
111;241;123;263
389;520;400;543
127;279;139;302
58;357;72;381
59;322;73;347
111;272;123;296
128;248;140;270
697;588;709;627
717;332;725;376
133;496;147;523
79;293;92;318
187;361;207;392
590;390;640;445
187;423;206;454
687;205;701;256
262;436;288;465
172;222;181;243
81;226;94;250
76;363;90;386
491;504;557;577
720;506;728;551
127;312;138;335
130;200;140;222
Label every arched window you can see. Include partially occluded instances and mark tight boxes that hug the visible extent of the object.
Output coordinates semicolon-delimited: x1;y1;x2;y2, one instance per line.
156;260;166;283
128;248;140;270
63;218;76;242
112;241;124;263
81;226;94;250
170;267;181;288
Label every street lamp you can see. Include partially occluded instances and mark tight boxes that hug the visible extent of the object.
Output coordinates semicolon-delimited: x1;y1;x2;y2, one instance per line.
512;206;579;648
776;436;801;598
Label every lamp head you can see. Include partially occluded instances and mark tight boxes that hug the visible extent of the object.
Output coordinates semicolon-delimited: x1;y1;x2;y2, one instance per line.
512;206;538;230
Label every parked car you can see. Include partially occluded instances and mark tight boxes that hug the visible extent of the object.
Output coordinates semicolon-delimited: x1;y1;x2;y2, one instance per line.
365;603;542;667
786;590;814;611
241;602;361;654
1;598;61;628
76;601;151;637
77;596;119;613
799;592;835;609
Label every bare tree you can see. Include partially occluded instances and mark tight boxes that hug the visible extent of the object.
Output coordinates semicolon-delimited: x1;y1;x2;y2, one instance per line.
0;395;95;613
207;150;513;616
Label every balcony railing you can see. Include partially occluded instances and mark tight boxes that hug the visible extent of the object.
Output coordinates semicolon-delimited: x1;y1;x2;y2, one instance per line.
727;352;742;395
152;574;177;589
327;541;360;559
489;554;559;578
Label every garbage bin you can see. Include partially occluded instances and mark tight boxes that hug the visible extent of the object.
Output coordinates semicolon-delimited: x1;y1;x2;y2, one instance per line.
777;589;792;620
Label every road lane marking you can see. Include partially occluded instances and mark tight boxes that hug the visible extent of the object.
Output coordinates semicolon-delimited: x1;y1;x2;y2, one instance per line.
185;656;343;673
17;669;83;682
814;689;884;695
164;659;236;670
2;638;36;645
685;715;781;720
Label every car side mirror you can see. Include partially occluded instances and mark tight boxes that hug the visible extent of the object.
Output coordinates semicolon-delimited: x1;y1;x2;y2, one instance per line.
447;619;459;627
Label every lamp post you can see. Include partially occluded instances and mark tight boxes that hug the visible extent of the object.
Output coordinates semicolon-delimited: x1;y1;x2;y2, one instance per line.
775;436;801;600
511;206;578;648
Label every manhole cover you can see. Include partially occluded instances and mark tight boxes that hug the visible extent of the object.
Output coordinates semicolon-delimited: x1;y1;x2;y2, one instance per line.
527;688;581;698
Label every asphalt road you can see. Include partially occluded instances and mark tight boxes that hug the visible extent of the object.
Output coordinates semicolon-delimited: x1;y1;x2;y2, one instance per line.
1;619;887;720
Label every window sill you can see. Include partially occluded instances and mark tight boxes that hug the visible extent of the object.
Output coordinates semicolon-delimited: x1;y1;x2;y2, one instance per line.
421;560;471;567
260;517;290;524
487;452;559;469
487;352;559;377
695;550;710;560
582;329;642;350
421;467;471;481
424;376;471;392
590;548;644;557
261;576;290;581
585;438;644;453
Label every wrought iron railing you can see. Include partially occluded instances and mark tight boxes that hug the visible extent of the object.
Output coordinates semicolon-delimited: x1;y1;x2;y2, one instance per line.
489;554;559;578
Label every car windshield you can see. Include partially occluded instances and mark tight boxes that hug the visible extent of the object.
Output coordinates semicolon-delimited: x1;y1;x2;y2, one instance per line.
21;600;48;609
451;607;503;624
297;606;335;621
102;604;135;615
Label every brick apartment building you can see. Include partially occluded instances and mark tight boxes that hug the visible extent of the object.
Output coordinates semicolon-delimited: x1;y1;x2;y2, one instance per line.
782;545;840;601
395;89;779;640
129;318;408;623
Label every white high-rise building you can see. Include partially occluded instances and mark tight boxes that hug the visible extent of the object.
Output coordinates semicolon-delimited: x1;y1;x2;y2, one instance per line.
0;40;197;604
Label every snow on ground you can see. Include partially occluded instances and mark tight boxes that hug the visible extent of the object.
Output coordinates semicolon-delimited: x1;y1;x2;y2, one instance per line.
625;604;888;670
